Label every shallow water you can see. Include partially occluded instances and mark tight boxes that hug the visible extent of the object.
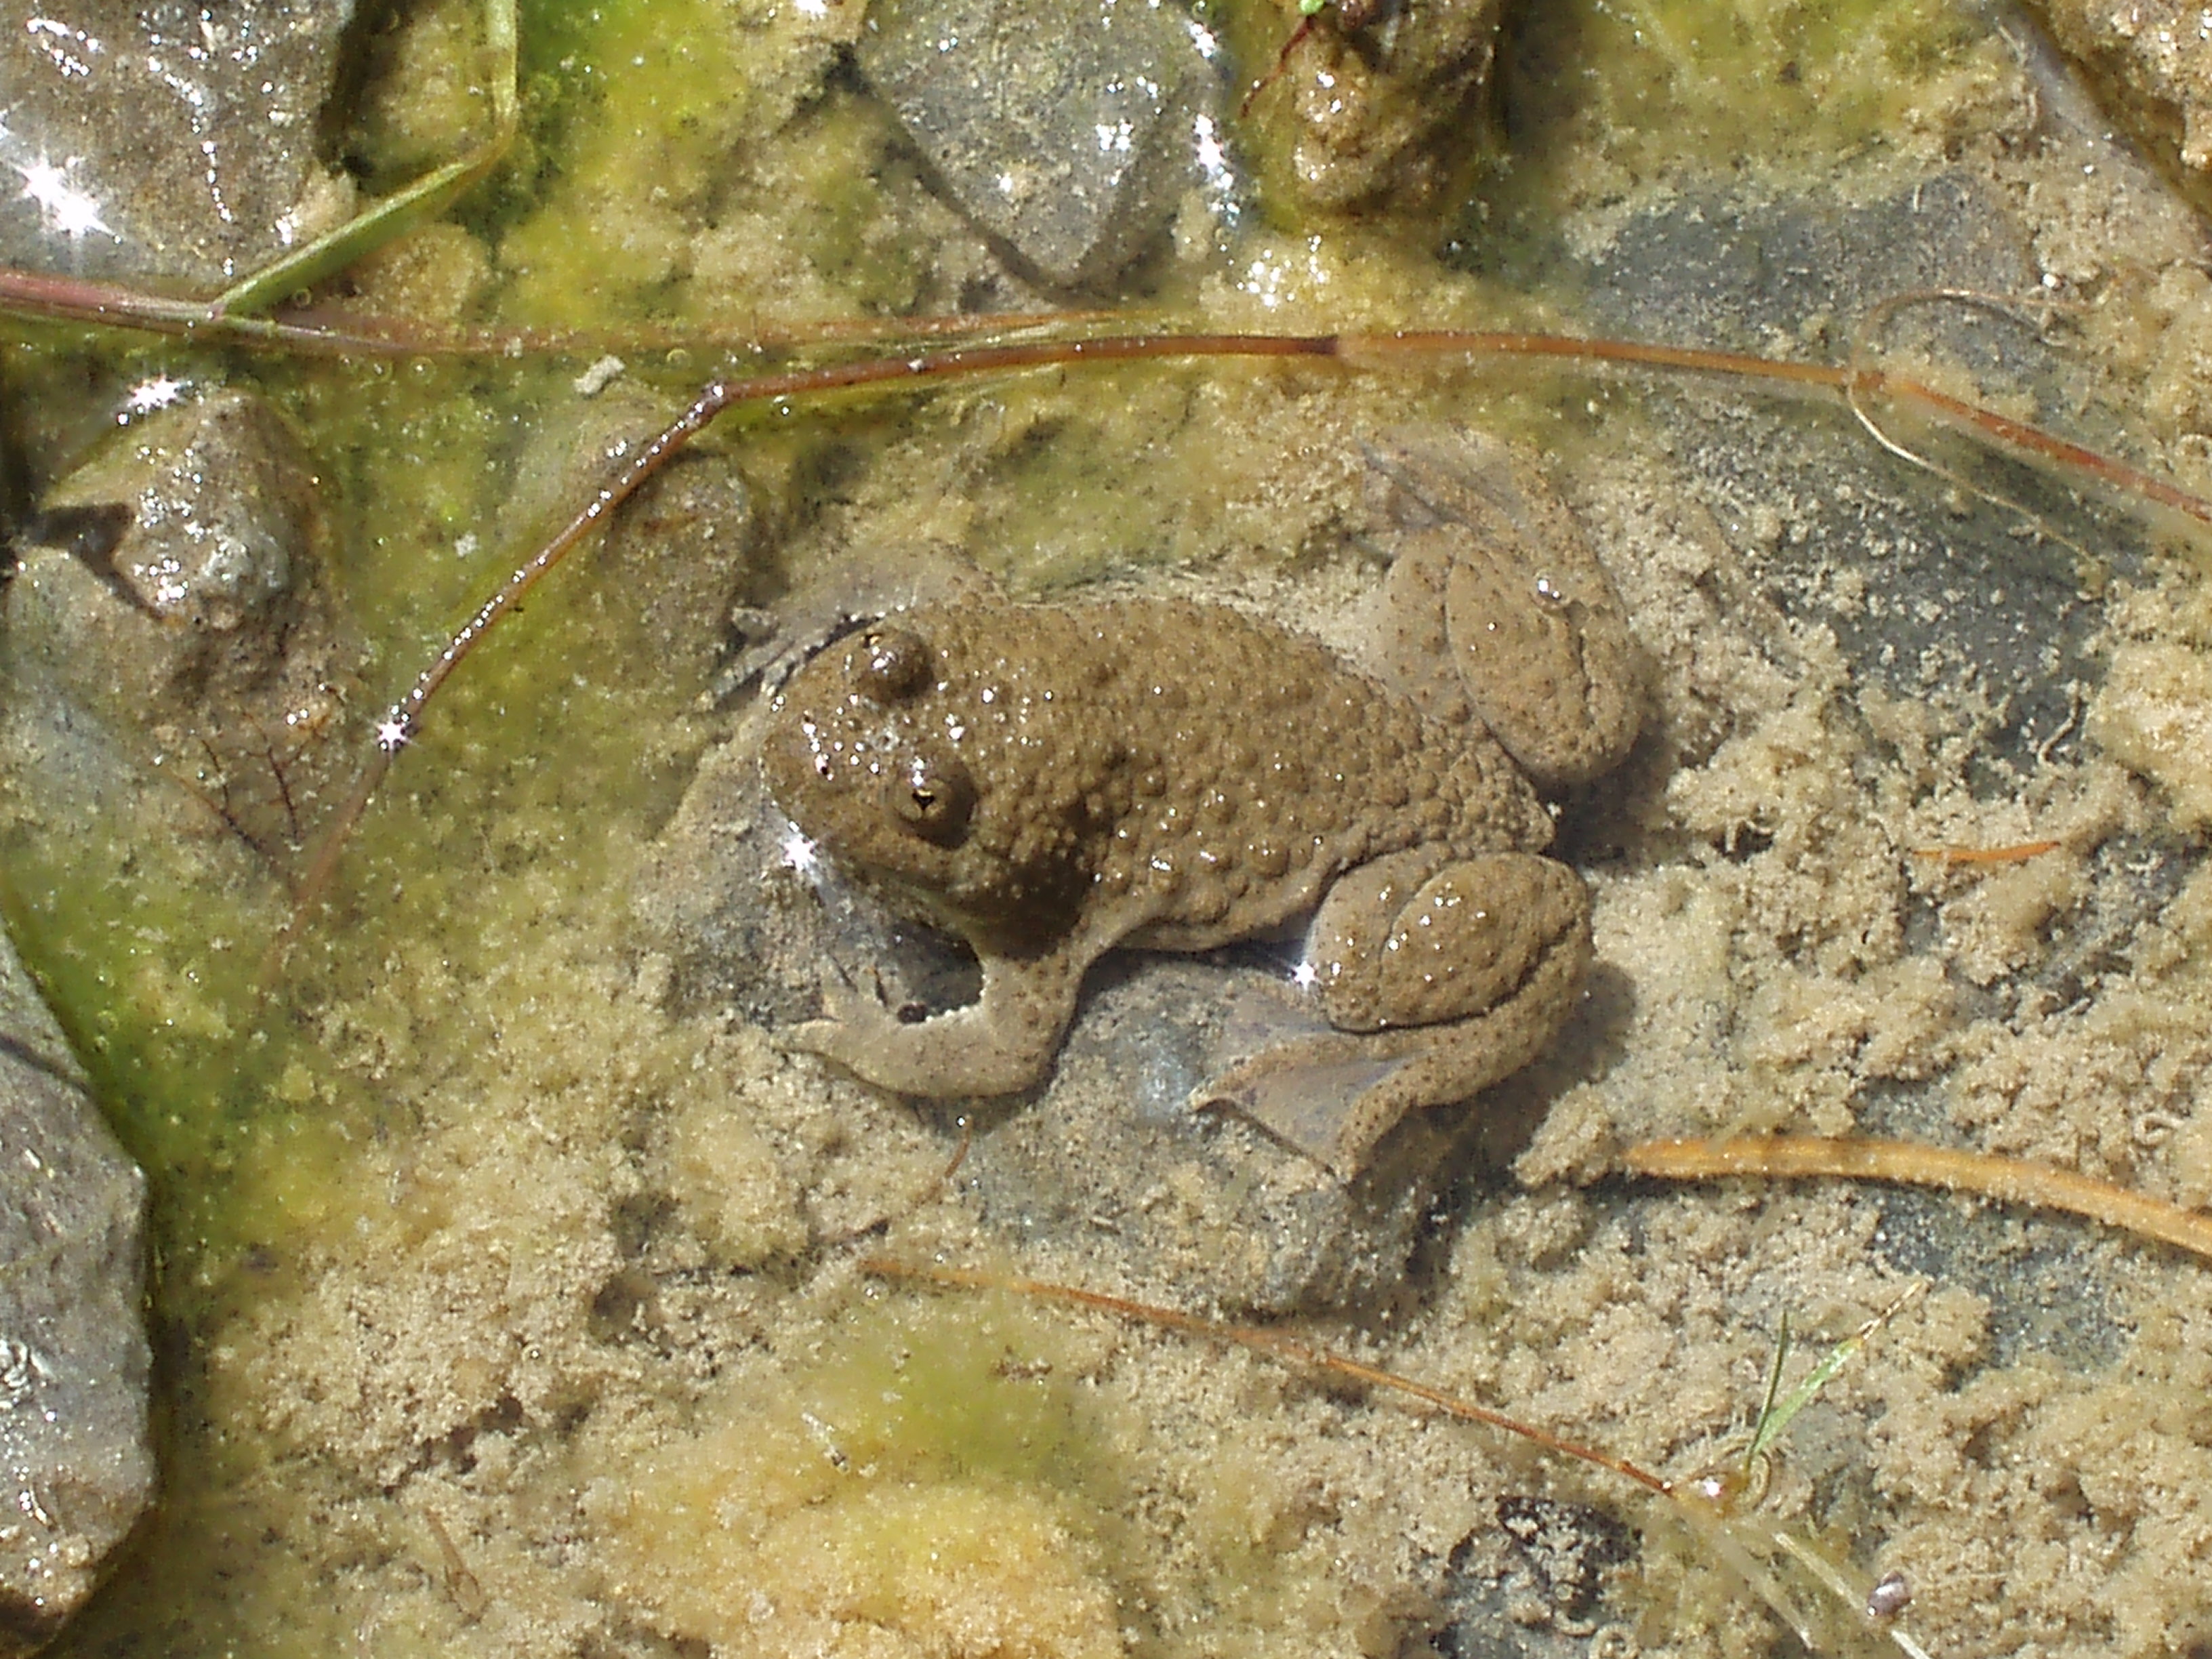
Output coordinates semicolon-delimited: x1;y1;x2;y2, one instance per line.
5;1;2211;1655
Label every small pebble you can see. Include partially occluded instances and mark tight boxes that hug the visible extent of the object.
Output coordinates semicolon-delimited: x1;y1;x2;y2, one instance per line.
1866;1570;1911;1620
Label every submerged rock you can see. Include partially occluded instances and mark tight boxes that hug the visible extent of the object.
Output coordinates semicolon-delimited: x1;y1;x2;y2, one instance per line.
858;0;1230;290
10;389;321;716
951;957;1465;1313
0;0;358;289
1253;0;1502;213
0;928;152;1654
2034;0;2212;204
3;387;352;865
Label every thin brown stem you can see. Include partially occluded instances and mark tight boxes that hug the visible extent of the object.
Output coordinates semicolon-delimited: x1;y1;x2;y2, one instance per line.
274;321;2212;963
1622;1134;2212;1262
859;1256;1672;1493
1908;839;2062;865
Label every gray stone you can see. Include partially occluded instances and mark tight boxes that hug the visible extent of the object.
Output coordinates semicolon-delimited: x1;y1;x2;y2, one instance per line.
3;386;353;866
11;389;322;728
858;0;1229;291
954;958;1464;1315
0;928;151;1656
0;0;357;289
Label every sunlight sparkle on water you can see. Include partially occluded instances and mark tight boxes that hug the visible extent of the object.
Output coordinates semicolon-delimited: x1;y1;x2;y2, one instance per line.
780;823;820;877
1192;112;1229;183
121;374;186;418
14;152;114;239
1237;237;1331;310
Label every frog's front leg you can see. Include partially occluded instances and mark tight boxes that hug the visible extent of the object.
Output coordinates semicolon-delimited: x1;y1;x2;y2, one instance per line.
1202;847;1593;1174
788;941;1097;1098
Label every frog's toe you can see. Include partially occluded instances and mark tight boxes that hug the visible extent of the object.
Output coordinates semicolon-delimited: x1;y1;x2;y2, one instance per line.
812;964;883;1026
781;966;899;1067
1198;1048;1414;1174
783;1011;873;1069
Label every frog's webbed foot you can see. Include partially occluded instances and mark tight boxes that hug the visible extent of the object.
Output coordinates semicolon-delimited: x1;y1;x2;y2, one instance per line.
785;949;1090;1099
785;958;907;1078
1197;849;1593;1176
1366;427;1647;793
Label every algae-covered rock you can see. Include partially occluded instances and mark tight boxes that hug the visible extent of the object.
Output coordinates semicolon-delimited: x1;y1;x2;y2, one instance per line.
0;927;152;1655
13;389;320;716
3;387;352;865
2033;0;2212;199
1248;0;1502;213
859;0;1229;289
0;0;357;289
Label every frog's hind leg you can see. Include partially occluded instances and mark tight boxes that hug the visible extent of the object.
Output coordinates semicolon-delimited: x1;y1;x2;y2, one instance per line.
1369;428;1647;793
1197;849;1593;1176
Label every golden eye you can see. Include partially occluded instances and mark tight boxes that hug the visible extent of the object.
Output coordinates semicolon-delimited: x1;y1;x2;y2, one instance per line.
855;626;932;702
886;747;975;846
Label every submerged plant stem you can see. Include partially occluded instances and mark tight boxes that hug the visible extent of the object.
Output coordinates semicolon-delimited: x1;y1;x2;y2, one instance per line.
1622;1134;2212;1262
859;1256;1672;1492
274;321;2212;956
1908;839;2063;864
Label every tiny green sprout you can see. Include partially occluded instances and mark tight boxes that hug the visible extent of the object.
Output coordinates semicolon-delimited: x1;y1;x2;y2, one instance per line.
1746;1309;1793;1475
1657;1281;1940;1659
1299;1;1327;13
1744;1282;1929;1470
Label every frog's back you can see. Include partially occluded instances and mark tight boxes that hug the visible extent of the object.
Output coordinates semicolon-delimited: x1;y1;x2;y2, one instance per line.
918;592;1551;944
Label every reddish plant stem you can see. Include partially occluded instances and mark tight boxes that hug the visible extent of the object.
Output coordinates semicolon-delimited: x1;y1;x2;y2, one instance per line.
277;324;2212;952
1908;839;2063;865
860;1256;1673;1494
1623;1134;2212;1263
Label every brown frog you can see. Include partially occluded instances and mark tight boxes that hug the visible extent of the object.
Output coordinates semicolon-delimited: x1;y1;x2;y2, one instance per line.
760;430;1645;1174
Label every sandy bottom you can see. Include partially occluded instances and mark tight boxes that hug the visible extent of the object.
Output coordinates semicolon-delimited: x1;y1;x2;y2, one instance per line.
16;3;2212;1656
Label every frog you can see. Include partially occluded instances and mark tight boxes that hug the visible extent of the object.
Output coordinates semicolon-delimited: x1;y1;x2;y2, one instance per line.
758;428;1645;1176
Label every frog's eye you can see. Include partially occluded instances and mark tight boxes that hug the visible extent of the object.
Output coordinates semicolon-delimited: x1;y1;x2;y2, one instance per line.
855;627;933;702
887;747;975;846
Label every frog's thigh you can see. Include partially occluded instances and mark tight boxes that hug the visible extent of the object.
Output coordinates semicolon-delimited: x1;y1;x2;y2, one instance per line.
1309;848;1587;1031
1204;851;1593;1175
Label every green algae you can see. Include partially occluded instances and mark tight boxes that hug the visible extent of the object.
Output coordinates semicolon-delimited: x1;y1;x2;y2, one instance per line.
1513;0;1991;173
0;298;752;1659
726;1290;1115;1499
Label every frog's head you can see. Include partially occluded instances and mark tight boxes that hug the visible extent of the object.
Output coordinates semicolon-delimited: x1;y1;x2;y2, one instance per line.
761;618;1086;949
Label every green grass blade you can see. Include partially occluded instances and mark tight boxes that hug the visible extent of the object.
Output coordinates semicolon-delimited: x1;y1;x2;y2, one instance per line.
213;0;517;319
